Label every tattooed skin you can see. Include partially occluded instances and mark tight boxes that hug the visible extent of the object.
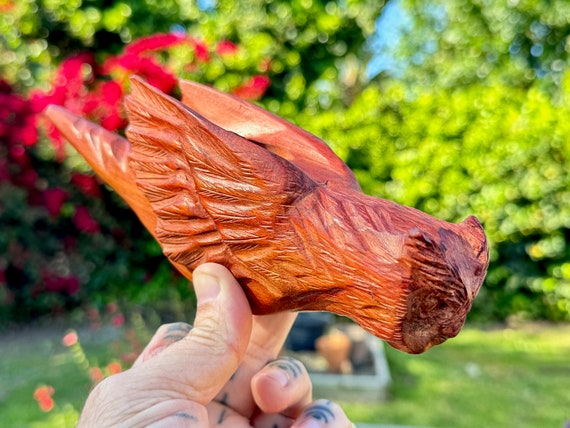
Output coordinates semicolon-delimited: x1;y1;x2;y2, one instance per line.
174;411;198;421
267;356;304;379
218;408;227;424
218;392;229;406
162;322;192;342
302;401;336;424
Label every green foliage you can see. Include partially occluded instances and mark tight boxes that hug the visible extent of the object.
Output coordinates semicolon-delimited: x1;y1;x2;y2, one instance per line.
196;0;385;112
397;0;570;90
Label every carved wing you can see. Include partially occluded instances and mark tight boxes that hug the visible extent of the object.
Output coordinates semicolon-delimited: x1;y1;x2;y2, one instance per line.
125;76;317;274
178;79;361;190
42;105;157;237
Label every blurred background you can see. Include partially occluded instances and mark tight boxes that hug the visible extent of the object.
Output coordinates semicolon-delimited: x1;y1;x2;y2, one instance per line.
1;0;569;427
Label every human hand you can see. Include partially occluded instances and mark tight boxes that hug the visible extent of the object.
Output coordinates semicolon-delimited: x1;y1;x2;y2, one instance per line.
78;263;352;427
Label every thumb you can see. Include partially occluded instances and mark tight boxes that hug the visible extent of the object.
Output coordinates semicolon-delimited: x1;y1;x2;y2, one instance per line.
133;263;253;405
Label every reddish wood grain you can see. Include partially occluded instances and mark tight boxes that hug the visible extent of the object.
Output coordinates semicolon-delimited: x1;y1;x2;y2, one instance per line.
45;76;489;353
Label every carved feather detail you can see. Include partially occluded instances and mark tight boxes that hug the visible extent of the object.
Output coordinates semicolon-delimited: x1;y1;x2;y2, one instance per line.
45;75;490;354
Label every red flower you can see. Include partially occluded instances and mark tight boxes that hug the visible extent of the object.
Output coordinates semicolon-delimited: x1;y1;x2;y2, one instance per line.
232;75;271;100
43;274;80;295
100;80;123;105
58;53;95;84
43;187;68;217
113;54;177;94
38;397;54;412
124;33;187;56
89;367;104;383
216;40;238;56
29;89;51;114
111;313;125;327
106;361;122;375
33;385;54;401
16;119;38;146
101;111;125;131
16;168;38;189
33;385;55;412
71;173;101;198
62;331;78;347
191;38;210;62
73;206;100;234
0;82;38;148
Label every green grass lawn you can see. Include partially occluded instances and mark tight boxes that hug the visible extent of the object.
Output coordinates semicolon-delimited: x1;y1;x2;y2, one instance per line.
1;321;569;427
345;322;570;427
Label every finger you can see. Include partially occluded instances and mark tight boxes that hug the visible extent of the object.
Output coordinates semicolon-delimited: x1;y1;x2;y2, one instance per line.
291;399;353;428
133;322;192;367
251;357;312;417
206;400;253;427
128;263;253;405
214;311;298;417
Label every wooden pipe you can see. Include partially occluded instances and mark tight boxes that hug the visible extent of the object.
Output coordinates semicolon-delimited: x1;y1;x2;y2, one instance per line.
45;76;489;354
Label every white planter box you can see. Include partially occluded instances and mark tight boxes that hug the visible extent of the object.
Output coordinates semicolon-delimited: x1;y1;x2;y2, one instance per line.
285;323;391;403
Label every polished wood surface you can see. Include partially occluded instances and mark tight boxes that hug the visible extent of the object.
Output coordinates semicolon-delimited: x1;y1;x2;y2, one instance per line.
45;76;489;353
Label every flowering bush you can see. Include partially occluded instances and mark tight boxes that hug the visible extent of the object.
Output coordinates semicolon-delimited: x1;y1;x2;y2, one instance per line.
0;32;271;324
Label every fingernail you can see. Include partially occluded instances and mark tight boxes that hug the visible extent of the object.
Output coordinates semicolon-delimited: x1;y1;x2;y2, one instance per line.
267;368;289;388
193;272;221;304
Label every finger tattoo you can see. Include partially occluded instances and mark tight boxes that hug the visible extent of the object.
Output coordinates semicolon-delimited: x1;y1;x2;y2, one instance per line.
174;412;198;421
217;408;227;424
302;402;336;424
166;322;192;334
163;322;192;342
268;356;303;379
218;392;229;406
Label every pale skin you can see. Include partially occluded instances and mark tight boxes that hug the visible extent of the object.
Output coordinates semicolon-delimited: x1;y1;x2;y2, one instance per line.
78;263;353;427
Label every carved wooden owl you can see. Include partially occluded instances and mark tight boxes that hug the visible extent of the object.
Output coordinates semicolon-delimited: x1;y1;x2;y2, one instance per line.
45;76;489;353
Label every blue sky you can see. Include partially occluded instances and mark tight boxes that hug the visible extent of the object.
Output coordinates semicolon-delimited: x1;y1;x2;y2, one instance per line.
366;0;411;78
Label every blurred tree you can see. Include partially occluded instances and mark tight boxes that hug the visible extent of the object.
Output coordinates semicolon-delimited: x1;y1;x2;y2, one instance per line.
196;0;385;113
389;0;570;92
